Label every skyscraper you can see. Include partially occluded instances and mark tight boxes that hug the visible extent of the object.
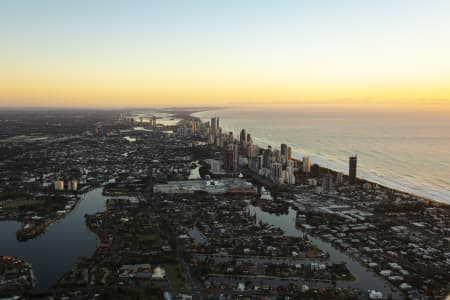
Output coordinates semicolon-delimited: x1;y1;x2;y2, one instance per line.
280;144;288;167
233;142;239;172
224;143;239;173
311;164;320;178
257;155;264;170
302;156;311;173
336;172;344;186
263;146;272;168
216;127;222;147
322;172;333;191
349;156;357;184
210;117;220;143
248;144;259;158
228;131;234;142
246;133;252;146
271;163;283;184
286;160;296;185
273;149;280;163
208;127;214;144
224;146;234;172
191;121;198;134
240;129;247;145
280;144;288;156
210;117;217;139
249;156;257;171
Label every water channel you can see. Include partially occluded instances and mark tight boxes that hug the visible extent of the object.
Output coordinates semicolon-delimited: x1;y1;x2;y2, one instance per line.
0;188;111;292
1;188;402;299
248;205;403;299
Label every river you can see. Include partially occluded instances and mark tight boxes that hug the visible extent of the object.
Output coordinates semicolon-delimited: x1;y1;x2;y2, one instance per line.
1;188;402;298
0;188;111;292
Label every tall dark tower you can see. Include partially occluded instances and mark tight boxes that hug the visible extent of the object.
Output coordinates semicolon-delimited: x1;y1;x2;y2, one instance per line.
240;129;246;144
211;117;219;143
349;156;357;185
211;117;217;137
280;143;288;167
263;146;272;168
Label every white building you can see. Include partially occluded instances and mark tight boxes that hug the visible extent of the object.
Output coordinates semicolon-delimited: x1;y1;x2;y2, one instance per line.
286;166;296;185
67;179;78;191
368;290;384;299
54;180;64;191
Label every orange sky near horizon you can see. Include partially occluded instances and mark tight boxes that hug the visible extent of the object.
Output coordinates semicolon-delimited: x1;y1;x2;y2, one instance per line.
1;72;449;111
1;1;450;111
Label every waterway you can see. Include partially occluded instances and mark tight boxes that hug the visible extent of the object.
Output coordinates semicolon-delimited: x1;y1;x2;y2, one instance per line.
1;187;402;298
189;226;208;244
0;188;110;292
248;205;403;299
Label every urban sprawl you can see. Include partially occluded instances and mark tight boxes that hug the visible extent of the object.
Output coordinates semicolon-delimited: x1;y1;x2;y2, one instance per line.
0;110;449;300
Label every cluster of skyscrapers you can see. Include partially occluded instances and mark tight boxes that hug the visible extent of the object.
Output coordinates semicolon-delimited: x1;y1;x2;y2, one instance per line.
205;117;295;185
204;117;358;188
122;114;158;127
178;119;199;137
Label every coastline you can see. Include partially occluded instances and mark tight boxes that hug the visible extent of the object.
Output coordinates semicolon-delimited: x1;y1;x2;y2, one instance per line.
189;110;450;208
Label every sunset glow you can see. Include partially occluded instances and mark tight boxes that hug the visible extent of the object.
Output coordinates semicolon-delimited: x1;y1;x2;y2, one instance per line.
1;0;450;110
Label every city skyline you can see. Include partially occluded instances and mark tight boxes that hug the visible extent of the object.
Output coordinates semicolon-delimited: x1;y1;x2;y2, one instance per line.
1;108;449;298
1;0;450;111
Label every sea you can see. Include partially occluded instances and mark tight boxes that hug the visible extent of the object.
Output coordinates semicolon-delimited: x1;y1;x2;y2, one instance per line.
193;108;450;204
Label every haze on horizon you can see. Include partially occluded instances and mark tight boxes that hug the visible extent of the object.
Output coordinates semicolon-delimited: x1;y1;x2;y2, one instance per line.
1;0;450;111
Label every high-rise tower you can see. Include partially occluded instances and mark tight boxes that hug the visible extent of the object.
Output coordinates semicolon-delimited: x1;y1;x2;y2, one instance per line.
280;144;288;167
349;156;357;184
302;156;311;173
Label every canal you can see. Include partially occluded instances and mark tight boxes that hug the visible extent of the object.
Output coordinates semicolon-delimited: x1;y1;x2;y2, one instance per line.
0;188;403;299
248;205;404;299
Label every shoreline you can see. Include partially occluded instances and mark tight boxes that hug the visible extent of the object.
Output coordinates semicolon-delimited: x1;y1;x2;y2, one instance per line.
0;256;36;296
0;195;82;242
189;110;450;208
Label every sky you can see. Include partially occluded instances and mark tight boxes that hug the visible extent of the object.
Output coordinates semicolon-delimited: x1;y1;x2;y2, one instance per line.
1;0;450;110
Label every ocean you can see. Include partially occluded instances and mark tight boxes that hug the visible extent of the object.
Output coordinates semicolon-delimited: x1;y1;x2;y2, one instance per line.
193;108;450;204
